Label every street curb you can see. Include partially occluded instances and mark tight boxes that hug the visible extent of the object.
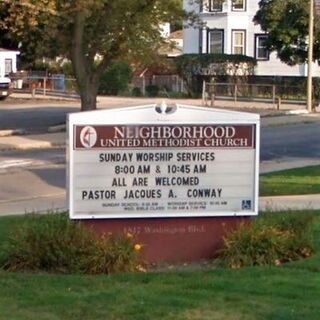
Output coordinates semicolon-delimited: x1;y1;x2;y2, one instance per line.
285;109;309;115
0;142;65;152
10;92;80;102
0;129;26;137
48;124;66;133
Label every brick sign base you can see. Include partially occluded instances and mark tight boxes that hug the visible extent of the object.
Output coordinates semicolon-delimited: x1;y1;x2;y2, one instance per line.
82;217;250;262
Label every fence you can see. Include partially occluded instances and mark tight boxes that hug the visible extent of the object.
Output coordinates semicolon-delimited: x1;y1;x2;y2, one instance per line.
11;74;78;98
203;81;307;108
10;75;309;105
132;75;185;95
12;74;185;98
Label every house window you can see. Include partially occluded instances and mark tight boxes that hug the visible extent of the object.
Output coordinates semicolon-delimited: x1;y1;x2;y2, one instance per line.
232;0;246;11
255;35;269;60
232;30;246;55
209;0;223;12
201;1;223;12
208;29;224;53
4;59;12;75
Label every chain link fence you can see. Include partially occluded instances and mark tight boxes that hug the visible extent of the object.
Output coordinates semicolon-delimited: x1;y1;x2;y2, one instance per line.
9;74;310;106
11;73;79;98
12;74;184;98
132;75;185;96
203;82;307;108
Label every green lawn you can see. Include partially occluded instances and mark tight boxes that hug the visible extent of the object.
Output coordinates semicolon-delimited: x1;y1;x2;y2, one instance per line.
0;212;320;320
260;165;320;196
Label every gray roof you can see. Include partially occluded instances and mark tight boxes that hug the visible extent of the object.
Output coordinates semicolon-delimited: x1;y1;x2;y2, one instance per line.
0;48;20;53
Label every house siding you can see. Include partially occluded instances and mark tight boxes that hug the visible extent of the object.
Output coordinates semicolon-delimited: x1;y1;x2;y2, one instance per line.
183;0;320;77
0;50;19;77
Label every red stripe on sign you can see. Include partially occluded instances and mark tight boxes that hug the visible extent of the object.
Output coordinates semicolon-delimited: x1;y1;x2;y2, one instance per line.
74;124;255;149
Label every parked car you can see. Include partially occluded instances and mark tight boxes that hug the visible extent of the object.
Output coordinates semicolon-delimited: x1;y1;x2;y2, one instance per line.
0;76;11;100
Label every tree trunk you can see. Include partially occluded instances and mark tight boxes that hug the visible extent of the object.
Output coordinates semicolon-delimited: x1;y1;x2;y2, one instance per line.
80;90;97;111
78;78;98;111
71;10;99;111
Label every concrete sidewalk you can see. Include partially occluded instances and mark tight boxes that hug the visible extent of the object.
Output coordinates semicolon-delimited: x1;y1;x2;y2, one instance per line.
7;92;311;112
0;190;319;216
0;132;65;151
259;194;320;211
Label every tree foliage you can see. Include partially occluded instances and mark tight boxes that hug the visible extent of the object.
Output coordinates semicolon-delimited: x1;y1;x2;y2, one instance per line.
0;0;198;110
98;62;132;96
254;0;320;65
175;53;256;96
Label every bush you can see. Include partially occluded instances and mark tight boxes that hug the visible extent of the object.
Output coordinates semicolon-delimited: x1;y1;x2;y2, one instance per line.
166;91;189;99
145;85;159;97
99;62;133;95
61;61;74;77
132;86;142;97
219;212;315;268
175;53;257;97
0;213;144;274
82;234;144;274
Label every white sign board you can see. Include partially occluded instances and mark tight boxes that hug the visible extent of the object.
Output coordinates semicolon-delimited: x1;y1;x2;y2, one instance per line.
68;104;260;219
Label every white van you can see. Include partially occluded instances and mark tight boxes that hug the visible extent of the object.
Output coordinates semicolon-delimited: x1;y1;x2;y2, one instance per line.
0;76;11;100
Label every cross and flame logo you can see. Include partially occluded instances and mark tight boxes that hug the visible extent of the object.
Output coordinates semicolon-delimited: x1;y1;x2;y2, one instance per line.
80;126;97;148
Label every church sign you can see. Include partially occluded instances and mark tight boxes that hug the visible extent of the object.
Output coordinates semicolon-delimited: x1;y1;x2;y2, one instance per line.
68;104;260;220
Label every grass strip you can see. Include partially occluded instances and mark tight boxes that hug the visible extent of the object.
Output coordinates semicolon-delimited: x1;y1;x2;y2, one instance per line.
0;211;319;319
260;165;320;196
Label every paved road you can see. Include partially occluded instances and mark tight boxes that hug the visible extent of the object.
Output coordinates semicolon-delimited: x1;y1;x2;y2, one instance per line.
261;122;320;161
1;121;319;162
0;95;305;134
0;148;65;214
0;120;320;215
0;95;319;215
0;102;79;133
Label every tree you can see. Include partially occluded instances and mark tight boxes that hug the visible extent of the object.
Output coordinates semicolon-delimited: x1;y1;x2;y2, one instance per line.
0;6;20;52
175;53;256;96
254;0;320;66
0;0;197;110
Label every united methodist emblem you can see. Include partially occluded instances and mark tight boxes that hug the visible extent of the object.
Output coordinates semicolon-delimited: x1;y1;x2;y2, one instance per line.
80;126;97;148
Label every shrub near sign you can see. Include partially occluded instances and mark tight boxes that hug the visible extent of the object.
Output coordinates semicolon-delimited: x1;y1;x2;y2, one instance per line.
68;104;260;220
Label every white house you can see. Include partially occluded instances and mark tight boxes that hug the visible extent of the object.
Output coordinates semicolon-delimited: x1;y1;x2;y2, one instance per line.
183;0;320;77
0;48;20;98
0;48;19;77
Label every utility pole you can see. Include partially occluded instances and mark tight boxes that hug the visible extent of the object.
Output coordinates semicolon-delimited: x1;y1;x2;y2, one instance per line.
307;0;314;113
